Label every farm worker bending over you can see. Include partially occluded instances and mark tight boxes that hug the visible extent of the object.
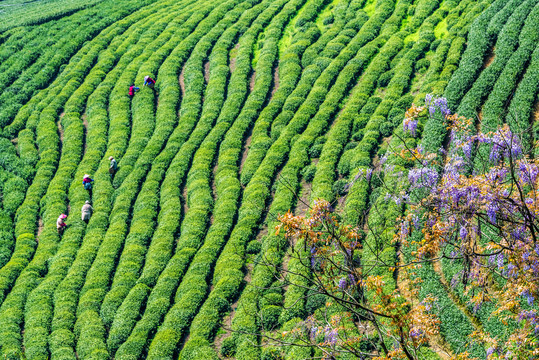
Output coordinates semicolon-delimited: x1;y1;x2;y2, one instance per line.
143;76;155;88
81;201;93;223
109;156;118;175
57;214;67;234
128;84;139;97
83;174;94;190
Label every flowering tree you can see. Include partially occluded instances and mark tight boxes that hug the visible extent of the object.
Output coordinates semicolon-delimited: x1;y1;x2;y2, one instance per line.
272;201;439;360
257;96;538;359
400;107;539;359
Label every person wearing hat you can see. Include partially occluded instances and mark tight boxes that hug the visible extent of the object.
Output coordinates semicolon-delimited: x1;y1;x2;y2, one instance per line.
143;75;155;89
83;174;94;190
109;156;118;176
57;214;67;234
81;200;93;223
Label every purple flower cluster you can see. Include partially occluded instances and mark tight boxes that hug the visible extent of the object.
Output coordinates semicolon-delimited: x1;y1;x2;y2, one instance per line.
403;118;418;137
425;94;451;117
518;161;539;185
409;328;423;339
459;226;468;239
408;167;438;190
518;309;537;324
353;168;373;182
497;253;504;269
324;326;338;346
487;202;498;224
489;127;523;163
401;221;409;241
434;97;450;117
310;326;318;342
521;290;535;306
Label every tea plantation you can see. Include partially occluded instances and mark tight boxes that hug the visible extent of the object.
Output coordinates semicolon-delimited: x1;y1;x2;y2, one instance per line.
0;0;537;358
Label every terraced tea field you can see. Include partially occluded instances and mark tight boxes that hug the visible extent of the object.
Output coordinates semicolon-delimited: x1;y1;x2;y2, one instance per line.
0;0;538;358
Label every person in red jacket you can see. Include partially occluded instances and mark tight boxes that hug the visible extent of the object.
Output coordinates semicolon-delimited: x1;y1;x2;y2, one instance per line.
128;84;139;97
57;214;67;234
82;174;94;190
143;76;156;89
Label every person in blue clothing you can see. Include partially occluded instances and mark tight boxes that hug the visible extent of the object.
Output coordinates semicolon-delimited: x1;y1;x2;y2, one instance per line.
83;174;94;190
143;75;156;89
109;156;118;176
128;84;139;97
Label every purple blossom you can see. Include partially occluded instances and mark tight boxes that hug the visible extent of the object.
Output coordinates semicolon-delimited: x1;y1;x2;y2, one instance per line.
462;142;472;159
324;326;338;346
497;253;504;269
459;226;468;239
511;227;525;241
429;106;436;116
518;309;537;322
401;221;409;239
487;202;498;224
490;146;501;163
365;168;373;181
403;118;418;137
434;97;450;117
518;162;539;185
425;93;433;105
413;215;420;229
408;167;439;189
487;347;495;357
380;155;387;165
507;263;517;278
310;326;318;341
409;328;423;338
338;277;347;290
510;140;523;158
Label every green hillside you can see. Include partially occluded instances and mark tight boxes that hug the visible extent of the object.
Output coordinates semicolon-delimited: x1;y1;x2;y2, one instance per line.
0;0;537;358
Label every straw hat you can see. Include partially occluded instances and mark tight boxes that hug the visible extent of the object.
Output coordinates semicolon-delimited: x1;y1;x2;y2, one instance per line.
85;200;91;204
84;174;90;178
60;214;67;219
144;75;149;81
109;156;114;160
